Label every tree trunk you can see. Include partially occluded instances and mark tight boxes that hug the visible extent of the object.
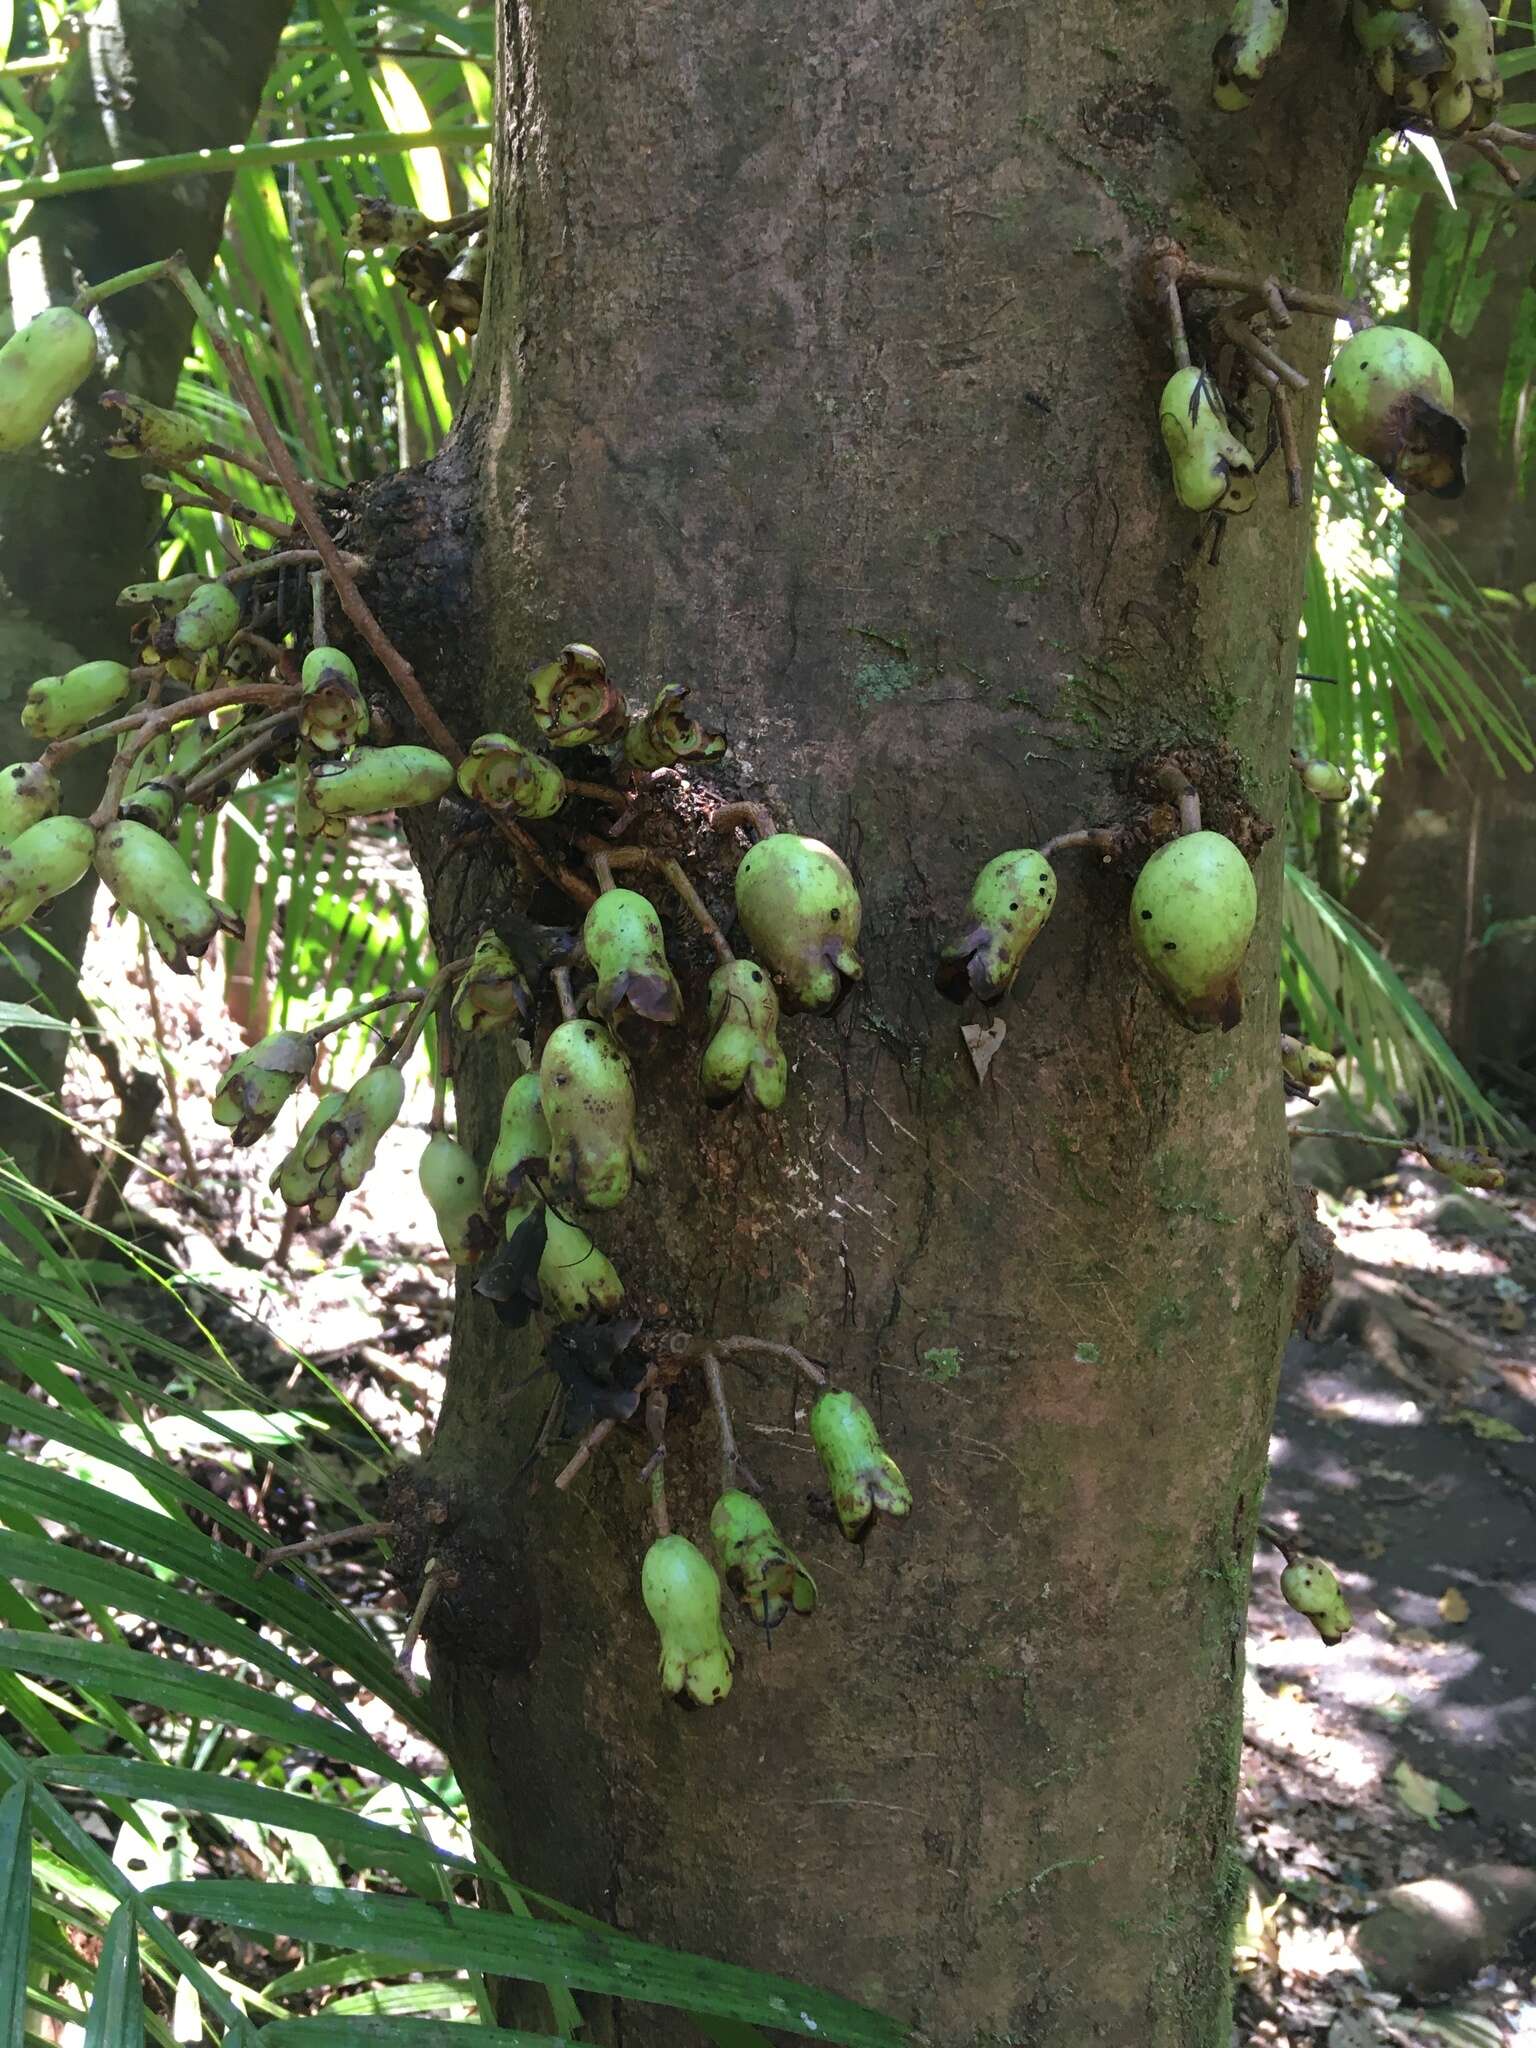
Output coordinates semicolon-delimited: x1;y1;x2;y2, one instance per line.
364;5;1372;2040
0;1;289;1175
1348;153;1536;1088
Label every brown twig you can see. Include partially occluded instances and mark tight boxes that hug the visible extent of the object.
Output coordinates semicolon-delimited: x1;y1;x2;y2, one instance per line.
219;548;360;587
87;684;298;825
254;1519;396;1580
704;1349;762;1495
1150;763;1202;836
645;1388;671;1536
1257;1520;1298;1565
552;965;580;1022
181;712;298;802
1475;121;1536;153
1040;826;1117;861
201;438;285;490
708;1335;829;1389
1461;132;1522;190
148;471;294;541
397;1560;448;1676
1216;305;1307;393
710;800;778;842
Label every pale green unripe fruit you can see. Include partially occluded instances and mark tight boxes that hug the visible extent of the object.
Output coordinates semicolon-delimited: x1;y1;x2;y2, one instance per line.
527;642;626;749
211;1030;315;1146
420;1131;492;1265
22;660;132;740
622;682;726;771
94;819;230;973
583;888;682;1026
642;1535;734;1708
1280;1557;1353;1645
1211;0;1289;108
101;390;208;465
1130;832;1256;1034
308;1065;407;1200
306;745;454;818
540;1019;645;1210
537;1206;626;1320
1158;368;1257;515
809;1388;914;1546
118;573;202;615
0;307;98;454
1326;326;1466;498
710;1490;816;1630
456;734;565;817
1291;752;1351;802
700;958;787;1110
120;778;182;837
348;199;431;247
734;833;863;1014
0;760;60;844
483;1073;550;1213
172;582;241;657
451;930;532;1036
1425;0;1499;101
272;1091;347;1209
0;815;94;932
936;850;1057;1005
300;647;368;756
1280;1034;1337;1089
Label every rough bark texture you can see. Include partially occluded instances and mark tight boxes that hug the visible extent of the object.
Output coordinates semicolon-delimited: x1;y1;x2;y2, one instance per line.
1349;166;1536;1087
354;4;1374;2041
0;0;288;1169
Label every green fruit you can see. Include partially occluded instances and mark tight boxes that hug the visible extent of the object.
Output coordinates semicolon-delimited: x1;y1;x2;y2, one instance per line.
94;818;238;974
935;850;1057;1005
1291;752;1351;802
348;199;431;247
1326;326;1466;498
299;647;369;756
1416;1142;1504;1190
304;1064;407;1205
0;814;95;932
1425;0;1499;102
272;1091;347;1209
641;1534;734;1708
1279;1034;1337;1089
527;642;626;749
0;306;98;454
21;660;132;741
211;1031;316;1147
623;683;727;771
809;1389;913;1546
710;1490;816;1630
305;745;454;818
483;1073;550;1213
1211;0;1289;108
120;777;183;837
1129;831;1257;1034
456;734;566;817
582;888;682;1026
0;760;59;844
420;1130;492;1265
1158;368;1257;516
1279;1557;1352;1645
452;931;533;1036
540;1019;645;1209
118;573;203;615
537;1204;625;1320
734;833;863;1014
699;958;787;1110
172;582;242;657
100;390;208;465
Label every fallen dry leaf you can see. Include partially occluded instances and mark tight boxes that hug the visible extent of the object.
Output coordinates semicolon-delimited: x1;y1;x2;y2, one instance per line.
961;1016;1006;1084
1437;1586;1470;1626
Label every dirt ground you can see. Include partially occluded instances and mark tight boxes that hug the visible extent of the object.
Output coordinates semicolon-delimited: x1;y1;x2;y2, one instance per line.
51;896;1536;2044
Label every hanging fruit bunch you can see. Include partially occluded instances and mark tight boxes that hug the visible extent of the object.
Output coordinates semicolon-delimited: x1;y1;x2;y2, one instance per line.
348;197;490;338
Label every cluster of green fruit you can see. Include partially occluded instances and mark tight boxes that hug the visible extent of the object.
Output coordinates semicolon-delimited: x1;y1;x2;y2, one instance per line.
348;199;489;339
646;1391;910;1708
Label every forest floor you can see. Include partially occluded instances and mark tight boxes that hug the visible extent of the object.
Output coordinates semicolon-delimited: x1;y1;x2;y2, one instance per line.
52;903;1536;2045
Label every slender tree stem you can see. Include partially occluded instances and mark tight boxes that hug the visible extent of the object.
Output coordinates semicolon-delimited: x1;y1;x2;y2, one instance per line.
148;472;294;541
219;549;355;587
73;258;176;312
387;961;468;1069
181;713;298;801
311;990;431;1042
202;440;285;490
254;1519;396;1580
704;1351;761;1495
397;1562;446;1675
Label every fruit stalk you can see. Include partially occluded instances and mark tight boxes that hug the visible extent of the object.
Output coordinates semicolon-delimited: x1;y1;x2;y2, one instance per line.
703;1350;761;1496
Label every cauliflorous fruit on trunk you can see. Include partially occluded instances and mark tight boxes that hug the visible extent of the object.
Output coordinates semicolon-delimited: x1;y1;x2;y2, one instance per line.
0;815;95;931
582;888;682;1026
1326;326;1467;498
271;1090;347;1209
536;1204;626;1320
452;931;533;1036
1129;831;1257;1033
540;1019;645;1209
118;573;203;616
699;958;787;1110
21;661;132;740
94;819;239;973
348;198;431;246
1416;1142;1504;1190
211;1030;316;1147
0;306;98;453
172;582;242;657
1211;0;1289;108
734;833;863;1014
420;1130;493;1265
305;745;454;818
809;1389;913;1545
623;683;727;771
1280;1034;1337;1090
710;1490;816;1630
935;849;1057;1005
120;777;184;837
642;1535;735;1708
306;1064;407;1203
1280;1556;1353;1645
1158;368;1257;515
300;647;369;756
1290;751;1351;802
1424;0;1500;113
0;761;59;844
483;1073;550;1213
527;642;627;750
457;734;565;817
100;390;208;465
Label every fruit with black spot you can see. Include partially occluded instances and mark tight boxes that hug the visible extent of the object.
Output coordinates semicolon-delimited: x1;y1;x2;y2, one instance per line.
94;819;240;973
456;734;565;817
1129;831;1257;1033
1211;0;1290;108
1280;1556;1353;1645
734;833;863;1014
483;1073;549;1214
0;761;59;844
212;1031;316;1147
1290;751;1351;802
582;888;682;1026
1280;1034;1337;1090
0;306;98;453
809;1388;913;1545
272;1090;347;1211
306;1064;406;1205
305;745;454;818
533;1202;625;1320
172;582;242;657
21;661;132;741
420;1130;493;1265
699;958;787;1110
1158;368;1257;515
540;1019;645;1209
0;814;95;931
936;849;1057;1005
300;647;369;756
642;1534;735;1707
710;1490;816;1630
1326;326;1466;498
100;390;208;465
